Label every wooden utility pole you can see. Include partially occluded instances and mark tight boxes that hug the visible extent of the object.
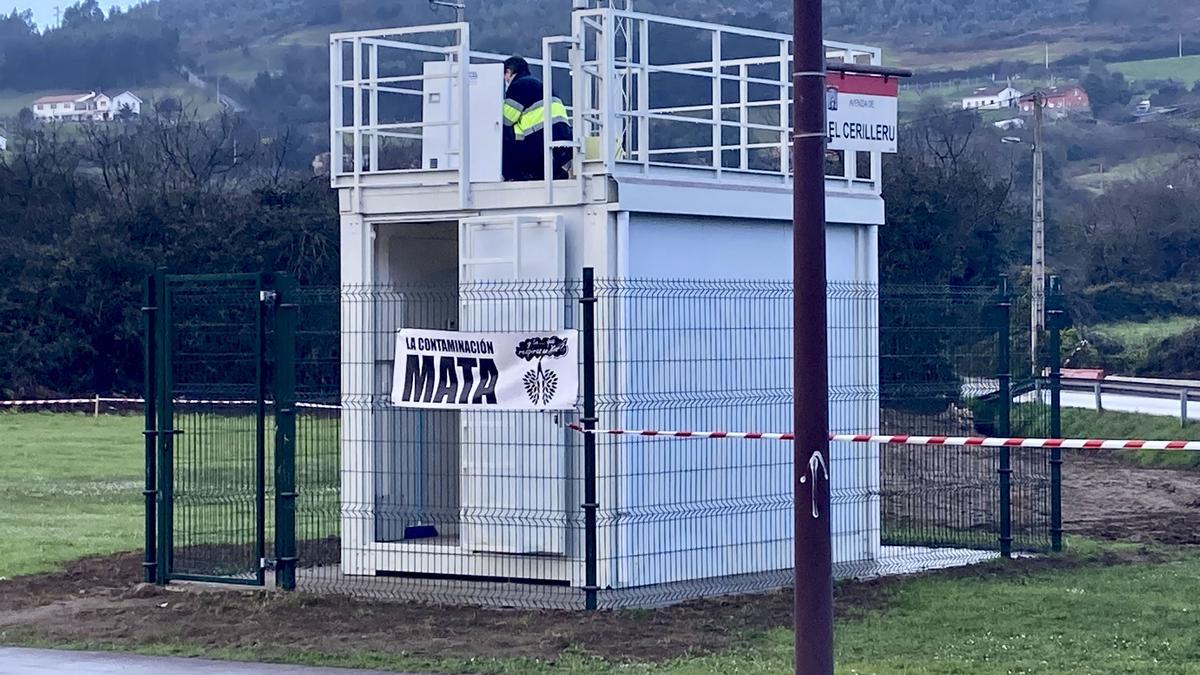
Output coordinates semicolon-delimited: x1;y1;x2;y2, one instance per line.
1031;92;1046;374
792;0;833;672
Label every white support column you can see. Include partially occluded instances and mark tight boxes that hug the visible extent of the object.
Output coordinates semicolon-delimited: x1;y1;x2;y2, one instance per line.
340;213;376;576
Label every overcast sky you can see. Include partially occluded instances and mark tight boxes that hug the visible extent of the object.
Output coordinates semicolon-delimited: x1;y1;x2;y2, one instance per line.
8;0;137;30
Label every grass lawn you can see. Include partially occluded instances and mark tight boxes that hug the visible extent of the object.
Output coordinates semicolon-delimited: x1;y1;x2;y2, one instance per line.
1060;407;1200;469
1091;316;1200;347
1071;153;1181;193
198;25;331;88
0;410;336;579
832;550;1200;674
1086;315;1200;367
0;412;144;577
3;412;1200;673
1112;54;1200;83
890;42;1079;73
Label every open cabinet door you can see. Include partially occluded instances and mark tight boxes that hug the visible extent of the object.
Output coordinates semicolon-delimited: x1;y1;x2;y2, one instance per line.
459;215;568;554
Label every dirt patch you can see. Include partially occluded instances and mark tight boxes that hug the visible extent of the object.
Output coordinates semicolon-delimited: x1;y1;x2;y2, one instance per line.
0;553;139;612
0;548;1172;665
1063;452;1200;545
882;440;1200;547
0;556;866;664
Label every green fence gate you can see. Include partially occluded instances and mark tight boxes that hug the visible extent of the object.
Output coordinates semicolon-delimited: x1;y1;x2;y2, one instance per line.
143;271;297;588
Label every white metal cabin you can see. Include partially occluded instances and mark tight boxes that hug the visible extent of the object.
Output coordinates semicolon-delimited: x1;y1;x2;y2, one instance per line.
331;2;890;604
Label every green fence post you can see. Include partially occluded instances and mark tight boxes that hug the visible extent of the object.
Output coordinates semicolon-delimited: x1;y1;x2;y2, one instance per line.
274;273;299;591
1047;275;1064;552
142;273;158;584
154;268;174;584
581;268;599;611
255;274;268;586
997;276;1013;559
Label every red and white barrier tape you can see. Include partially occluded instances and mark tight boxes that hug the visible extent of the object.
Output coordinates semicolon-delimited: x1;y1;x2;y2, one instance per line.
565;424;1200;451
0;397;340;411
0;397;140;406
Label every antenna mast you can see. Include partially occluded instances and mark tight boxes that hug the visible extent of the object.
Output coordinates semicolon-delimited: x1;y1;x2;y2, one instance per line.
429;0;465;22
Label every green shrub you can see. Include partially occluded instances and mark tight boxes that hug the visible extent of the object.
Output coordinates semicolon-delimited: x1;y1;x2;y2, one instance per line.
1075;282;1200;323
1139;326;1200;378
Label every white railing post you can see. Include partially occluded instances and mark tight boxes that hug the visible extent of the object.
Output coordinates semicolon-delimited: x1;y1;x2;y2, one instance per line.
330;37;343;184
369;43;379;172
543;36;556;205
352;37;364;209
739;63;749;171
600;9;617;175
569;18;586;195
638;16;649;172
779;40;790;180
621;13;635;157
457;23;471;209
711;29;721;176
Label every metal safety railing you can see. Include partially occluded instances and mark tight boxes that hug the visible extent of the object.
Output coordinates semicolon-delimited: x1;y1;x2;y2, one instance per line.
573;8;880;185
329;7;884;208
329;22;578;206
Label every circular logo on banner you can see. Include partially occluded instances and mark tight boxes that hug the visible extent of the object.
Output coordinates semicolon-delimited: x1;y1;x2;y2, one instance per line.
516;336;570;406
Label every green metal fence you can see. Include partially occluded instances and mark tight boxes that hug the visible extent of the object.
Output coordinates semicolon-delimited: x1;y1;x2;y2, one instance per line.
144;271;1065;606
878;278;1059;559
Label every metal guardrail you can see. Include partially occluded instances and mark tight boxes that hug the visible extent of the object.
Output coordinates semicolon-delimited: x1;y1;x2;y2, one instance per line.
1061;375;1200;426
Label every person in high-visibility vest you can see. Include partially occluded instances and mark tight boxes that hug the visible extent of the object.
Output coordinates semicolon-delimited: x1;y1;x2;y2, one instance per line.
502;56;573;181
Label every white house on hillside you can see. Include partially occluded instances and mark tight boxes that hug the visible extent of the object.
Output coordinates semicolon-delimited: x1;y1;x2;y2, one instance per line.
33;92;110;121
0;134;7;152
111;91;143;117
961;85;1023;110
32;90;141;122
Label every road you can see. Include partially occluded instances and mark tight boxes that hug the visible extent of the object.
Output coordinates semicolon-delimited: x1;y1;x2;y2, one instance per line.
180;66;248;113
1016;375;1200;421
0;647;421;674
1059;389;1200;418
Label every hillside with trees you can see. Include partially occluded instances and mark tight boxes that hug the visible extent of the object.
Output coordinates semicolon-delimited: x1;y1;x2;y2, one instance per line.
0;3;181;93
5;0;1200;395
0;109;335;396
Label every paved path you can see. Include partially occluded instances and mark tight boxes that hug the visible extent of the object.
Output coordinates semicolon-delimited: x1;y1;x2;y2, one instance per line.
0;647;425;674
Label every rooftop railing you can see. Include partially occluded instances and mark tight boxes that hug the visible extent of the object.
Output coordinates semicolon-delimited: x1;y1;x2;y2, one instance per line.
330;7;885;207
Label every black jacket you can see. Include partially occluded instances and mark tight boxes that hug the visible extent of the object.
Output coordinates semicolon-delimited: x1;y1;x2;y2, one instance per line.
502;73;573;181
